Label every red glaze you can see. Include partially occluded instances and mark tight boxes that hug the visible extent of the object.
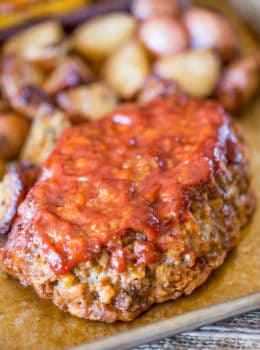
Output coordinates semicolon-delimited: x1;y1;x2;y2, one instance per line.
2;96;241;274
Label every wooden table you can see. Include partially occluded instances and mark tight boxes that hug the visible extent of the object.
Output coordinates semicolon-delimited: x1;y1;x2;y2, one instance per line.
132;311;260;349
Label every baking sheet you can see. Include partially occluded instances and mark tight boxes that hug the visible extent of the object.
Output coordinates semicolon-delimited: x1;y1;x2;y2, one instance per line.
0;1;259;349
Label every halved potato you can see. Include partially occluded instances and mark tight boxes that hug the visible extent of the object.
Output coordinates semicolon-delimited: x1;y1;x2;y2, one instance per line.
217;52;260;112
1;55;44;96
0;164;39;235
131;0;181;20
0;112;30;160
20;110;71;165
3;21;65;69
43;56;93;96
154;49;221;98
1;55;44;118
3;21;64;55
22;40;69;71
103;40;150;99
0;167;24;235
73;13;137;61
57;82;118;121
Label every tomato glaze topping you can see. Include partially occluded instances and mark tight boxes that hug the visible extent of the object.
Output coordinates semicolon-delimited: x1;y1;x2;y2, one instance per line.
4;96;241;274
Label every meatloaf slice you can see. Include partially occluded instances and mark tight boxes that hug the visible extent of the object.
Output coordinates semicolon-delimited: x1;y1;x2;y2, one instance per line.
0;95;255;322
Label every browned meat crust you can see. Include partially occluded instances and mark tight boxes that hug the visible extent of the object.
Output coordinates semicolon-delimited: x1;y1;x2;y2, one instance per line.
0;96;255;322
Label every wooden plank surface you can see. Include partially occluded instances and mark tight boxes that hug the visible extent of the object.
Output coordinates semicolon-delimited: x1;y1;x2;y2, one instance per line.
132;311;260;349
71;294;259;350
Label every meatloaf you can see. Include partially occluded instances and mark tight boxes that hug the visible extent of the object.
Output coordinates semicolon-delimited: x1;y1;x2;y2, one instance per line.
0;95;255;322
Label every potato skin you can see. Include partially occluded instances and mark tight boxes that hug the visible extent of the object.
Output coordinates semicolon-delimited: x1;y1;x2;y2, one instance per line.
138;16;189;57
182;7;239;61
0;113;30;160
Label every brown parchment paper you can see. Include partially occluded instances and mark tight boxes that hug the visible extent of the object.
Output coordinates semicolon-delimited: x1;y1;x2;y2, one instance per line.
0;1;259;349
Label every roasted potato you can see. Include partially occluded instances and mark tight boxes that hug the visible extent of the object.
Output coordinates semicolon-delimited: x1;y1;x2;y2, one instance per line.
73;13;137;61
23;40;69;71
0;112;30;160
103;40;150;99
217;52;260;112
3;21;66;69
0;164;39;235
20;110;71;166
43;56;93;96
183;7;239;61
138;16;189;57
13;86;55;119
131;0;181;20
154;49;221;98
1;55;44;95
0;167;24;234
57;82;118;121
1;55;44;117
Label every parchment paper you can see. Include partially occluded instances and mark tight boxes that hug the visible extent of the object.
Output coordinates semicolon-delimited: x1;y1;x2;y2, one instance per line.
0;1;259;349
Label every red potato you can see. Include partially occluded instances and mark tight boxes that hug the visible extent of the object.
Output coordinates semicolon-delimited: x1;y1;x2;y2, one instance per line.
0;113;30;160
138;16;189;57
217;52;260;113
182;7;239;61
131;0;181;20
